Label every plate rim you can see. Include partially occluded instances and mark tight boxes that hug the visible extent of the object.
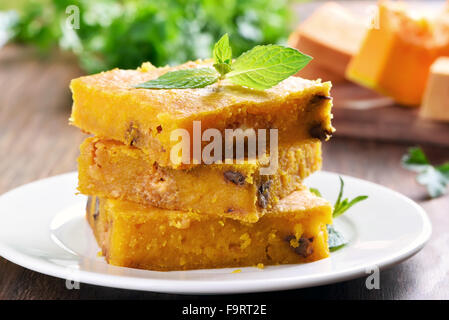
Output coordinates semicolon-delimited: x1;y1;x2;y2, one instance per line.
0;171;432;294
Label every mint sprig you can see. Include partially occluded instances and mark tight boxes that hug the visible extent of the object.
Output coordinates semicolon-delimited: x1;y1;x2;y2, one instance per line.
226;45;312;90
312;177;368;252
213;33;232;78
133;67;219;89
134;33;312;90
402;147;449;198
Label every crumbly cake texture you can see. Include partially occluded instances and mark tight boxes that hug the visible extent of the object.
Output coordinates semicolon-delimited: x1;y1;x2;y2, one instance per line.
70;60;333;168
86;189;332;271
78;137;322;222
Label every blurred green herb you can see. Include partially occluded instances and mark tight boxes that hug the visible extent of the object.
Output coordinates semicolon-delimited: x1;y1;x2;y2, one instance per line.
0;11;18;47
135;33;311;90
312;177;368;252
1;0;291;74
402;147;449;198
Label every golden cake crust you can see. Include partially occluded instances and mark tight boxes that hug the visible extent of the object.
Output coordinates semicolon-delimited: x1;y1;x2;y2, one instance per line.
87;189;332;271
72;60;330;116
70;60;333;168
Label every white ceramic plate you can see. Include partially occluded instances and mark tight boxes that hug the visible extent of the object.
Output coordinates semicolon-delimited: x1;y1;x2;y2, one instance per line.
0;171;431;294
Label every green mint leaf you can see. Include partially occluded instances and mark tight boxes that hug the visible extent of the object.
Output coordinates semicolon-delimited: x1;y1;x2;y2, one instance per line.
133;35;314;90
226;45;312;90
134;68;219;89
309;188;322;197
333;176;368;218
213;63;232;76
213;34;232;78
327;224;347;252
213;33;232;65
402;147;449;198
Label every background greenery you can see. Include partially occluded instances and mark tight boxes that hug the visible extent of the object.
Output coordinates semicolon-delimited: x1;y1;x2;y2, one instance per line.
0;0;292;73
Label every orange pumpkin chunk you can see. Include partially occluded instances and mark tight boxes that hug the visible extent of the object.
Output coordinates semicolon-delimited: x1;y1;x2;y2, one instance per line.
346;1;449;106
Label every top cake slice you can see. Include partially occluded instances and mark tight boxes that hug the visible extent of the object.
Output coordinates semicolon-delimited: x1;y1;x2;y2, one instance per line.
70;60;333;168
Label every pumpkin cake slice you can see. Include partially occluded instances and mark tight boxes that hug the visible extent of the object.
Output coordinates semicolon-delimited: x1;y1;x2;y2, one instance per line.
78;137;322;223
70;60;333;168
87;189;332;271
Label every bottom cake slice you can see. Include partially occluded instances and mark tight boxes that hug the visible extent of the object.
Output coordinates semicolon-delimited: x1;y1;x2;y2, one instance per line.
87;190;332;271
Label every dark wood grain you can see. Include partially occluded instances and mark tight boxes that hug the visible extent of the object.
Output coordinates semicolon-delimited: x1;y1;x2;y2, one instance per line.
0;45;448;300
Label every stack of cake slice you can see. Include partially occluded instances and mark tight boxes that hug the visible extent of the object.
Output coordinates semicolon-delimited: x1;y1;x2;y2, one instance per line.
70;60;335;271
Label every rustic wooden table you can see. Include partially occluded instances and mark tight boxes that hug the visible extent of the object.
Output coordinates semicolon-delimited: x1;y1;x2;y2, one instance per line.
0;45;448;300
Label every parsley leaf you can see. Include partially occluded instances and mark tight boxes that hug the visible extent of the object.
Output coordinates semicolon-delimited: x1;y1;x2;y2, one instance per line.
134;67;219;89
333;176;368;218
402;147;449;198
4;0;291;74
134;35;312;90
227;45;312;90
